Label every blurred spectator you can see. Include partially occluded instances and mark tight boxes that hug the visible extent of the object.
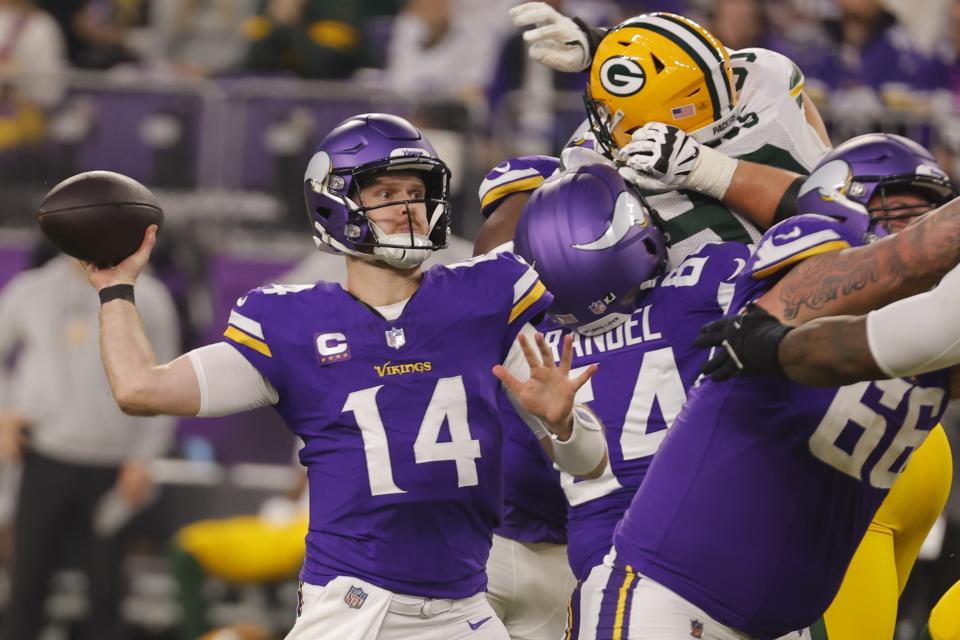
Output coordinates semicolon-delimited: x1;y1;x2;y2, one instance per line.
148;0;259;77
610;0;688;20
707;0;774;51
242;0;364;79
35;0;85;64
0;0;66;150
63;0;150;69
885;0;951;54
386;0;504;103
804;0;942;98
0;251;179;640
932;0;960;104
929;0;960;176
487;0;617;154
764;0;835;82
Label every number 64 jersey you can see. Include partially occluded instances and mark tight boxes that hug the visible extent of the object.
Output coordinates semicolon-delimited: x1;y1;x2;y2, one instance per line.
612;214;951;639
221;252;552;600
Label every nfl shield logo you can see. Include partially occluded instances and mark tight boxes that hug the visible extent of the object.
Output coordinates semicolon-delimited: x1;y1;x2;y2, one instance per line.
690;619;704;638
385;327;406;349
588;300;607;315
344;585;367;609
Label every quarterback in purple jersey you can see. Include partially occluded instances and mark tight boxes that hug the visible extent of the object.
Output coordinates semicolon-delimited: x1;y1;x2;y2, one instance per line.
583;135;960;640
81;113;609;640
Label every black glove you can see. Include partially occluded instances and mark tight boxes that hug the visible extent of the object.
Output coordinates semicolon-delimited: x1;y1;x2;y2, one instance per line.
694;303;794;381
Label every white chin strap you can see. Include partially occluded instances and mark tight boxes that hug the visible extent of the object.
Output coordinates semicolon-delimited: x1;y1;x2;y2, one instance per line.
371;225;433;269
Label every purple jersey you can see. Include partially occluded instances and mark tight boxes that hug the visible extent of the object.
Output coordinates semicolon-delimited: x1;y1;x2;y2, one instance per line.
494;395;568;545
613;215;951;638
222;252;552;599
541;242;748;580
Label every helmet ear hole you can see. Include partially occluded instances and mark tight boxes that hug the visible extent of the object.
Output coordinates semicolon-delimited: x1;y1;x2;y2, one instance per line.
652;54;666;73
643;237;659;256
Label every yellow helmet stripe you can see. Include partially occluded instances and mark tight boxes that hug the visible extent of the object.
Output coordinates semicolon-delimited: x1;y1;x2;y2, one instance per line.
655;13;734;109
628;21;723;122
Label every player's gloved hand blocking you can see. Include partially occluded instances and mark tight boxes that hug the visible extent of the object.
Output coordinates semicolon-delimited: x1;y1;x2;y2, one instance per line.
618;123;702;193
510;2;592;72
493;333;598;439
617;122;739;199
694;303;793;381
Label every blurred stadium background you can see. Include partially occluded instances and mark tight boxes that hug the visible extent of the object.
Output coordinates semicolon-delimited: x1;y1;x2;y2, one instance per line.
0;0;958;638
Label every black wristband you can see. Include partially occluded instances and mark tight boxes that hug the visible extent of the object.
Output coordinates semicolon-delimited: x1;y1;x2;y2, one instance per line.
750;321;793;377
99;284;135;305
772;176;804;225
573;17;607;57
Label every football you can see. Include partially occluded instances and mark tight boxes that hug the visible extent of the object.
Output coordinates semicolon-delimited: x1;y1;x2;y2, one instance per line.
36;170;163;267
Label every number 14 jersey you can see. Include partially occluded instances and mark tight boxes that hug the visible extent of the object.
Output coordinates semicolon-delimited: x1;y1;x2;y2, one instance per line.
222;252;552;599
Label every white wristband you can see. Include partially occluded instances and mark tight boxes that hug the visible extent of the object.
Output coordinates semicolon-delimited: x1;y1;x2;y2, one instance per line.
551;405;606;477
684;145;738;200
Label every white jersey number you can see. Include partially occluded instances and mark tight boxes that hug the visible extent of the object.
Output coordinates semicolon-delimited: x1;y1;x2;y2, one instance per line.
561;347;687;506
343;375;482;496
808;379;944;489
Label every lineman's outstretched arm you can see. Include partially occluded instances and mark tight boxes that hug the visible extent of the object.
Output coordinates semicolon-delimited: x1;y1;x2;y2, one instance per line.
778;261;960;387
695;305;881;386
474;143;802;260
618;122;804;229
697;262;960;386
759;196;960;325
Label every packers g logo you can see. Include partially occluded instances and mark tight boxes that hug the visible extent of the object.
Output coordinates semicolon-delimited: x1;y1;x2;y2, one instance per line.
599;57;646;96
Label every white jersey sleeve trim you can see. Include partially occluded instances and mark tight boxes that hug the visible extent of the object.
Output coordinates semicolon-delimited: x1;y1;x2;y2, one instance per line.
228;310;265;339
866;264;960;378
187;343;280;417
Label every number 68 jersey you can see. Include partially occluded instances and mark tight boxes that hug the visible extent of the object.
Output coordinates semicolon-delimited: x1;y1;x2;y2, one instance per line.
222;252;552;599
612;214;951;639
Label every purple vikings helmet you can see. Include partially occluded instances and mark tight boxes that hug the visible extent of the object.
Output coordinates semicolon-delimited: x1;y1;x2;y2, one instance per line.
514;164;667;336
303;113;451;268
797;133;955;242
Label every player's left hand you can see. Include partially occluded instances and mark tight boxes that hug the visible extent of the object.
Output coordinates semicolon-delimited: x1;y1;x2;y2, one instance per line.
116;460;154;507
493;333;597;438
618;122;702;192
694;304;793;381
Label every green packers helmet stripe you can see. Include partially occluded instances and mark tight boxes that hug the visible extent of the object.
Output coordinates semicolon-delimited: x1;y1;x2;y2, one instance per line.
632;22;724;122
655;13;734;109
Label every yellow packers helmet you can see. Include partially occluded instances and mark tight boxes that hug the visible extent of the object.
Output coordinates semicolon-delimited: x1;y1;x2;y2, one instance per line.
585;13;737;155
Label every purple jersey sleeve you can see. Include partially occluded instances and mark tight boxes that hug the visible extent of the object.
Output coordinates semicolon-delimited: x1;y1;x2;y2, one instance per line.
221;284;318;395
478;155;561;218
729;214;863;313
492;251;554;355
